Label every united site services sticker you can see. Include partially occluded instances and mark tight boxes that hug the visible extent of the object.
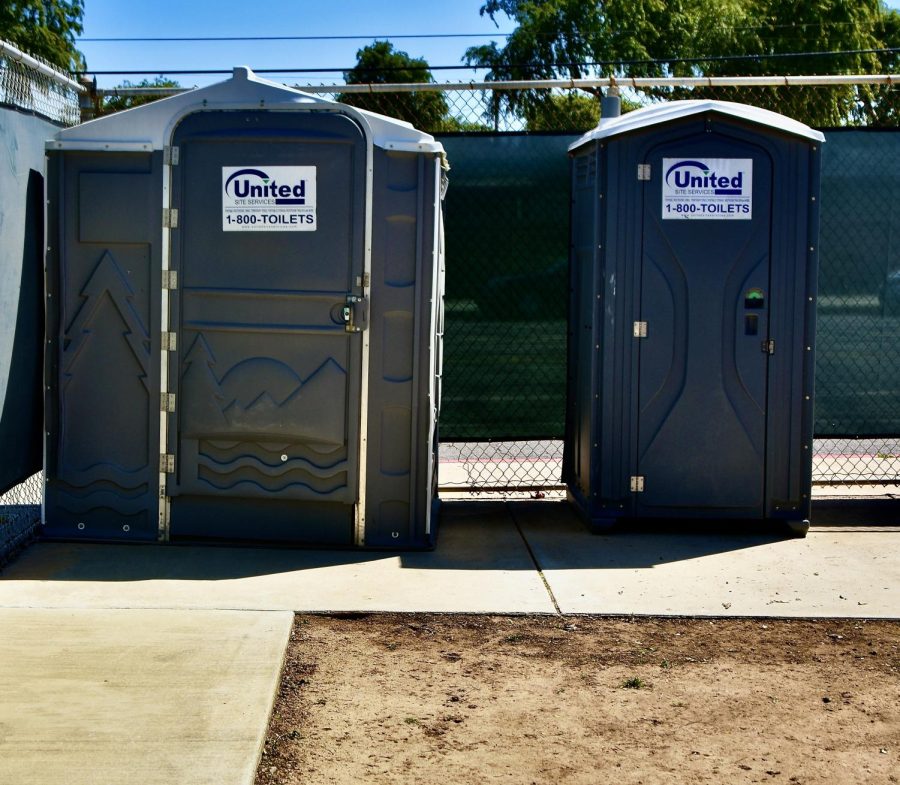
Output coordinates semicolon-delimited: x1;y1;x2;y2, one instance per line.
222;165;317;231
662;158;752;220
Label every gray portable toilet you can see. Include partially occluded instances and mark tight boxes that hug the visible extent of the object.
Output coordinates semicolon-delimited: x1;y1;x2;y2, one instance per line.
44;67;446;548
564;100;822;535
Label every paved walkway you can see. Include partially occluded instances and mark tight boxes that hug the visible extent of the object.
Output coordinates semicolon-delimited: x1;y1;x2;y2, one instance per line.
0;499;897;785
0;608;291;785
1;500;897;617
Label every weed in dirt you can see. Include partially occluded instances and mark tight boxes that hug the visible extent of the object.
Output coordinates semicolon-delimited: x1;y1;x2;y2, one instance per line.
404;717;420;725
502;634;527;644
622;677;647;689
385;642;399;651
660;659;671;669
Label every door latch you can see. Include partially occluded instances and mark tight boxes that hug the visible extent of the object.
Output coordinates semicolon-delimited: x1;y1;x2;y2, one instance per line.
343;295;368;333
762;339;775;355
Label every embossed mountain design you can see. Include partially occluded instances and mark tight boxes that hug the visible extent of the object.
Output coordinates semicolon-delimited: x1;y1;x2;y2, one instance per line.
221;358;347;446
180;334;348;446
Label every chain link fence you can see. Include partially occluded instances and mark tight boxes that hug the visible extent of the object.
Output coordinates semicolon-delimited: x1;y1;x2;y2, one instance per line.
0;41;81;126
3;78;896;515
0;474;41;566
318;82;899;492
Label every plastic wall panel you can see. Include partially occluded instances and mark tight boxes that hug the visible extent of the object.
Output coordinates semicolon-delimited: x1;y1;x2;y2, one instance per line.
365;149;440;548
45;152;162;540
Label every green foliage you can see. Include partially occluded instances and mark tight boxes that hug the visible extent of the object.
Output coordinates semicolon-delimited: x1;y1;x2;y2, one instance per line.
338;41;449;130
622;676;647;689
523;90;642;131
525;92;599;131
100;77;183;115
0;0;85;70
467;0;899;127
437;115;493;132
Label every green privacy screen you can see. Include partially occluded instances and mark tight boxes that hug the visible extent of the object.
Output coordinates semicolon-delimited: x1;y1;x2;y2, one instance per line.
436;130;900;441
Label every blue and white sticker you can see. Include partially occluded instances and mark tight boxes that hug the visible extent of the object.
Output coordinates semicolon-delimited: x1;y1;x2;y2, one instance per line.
222;165;317;231
662;158;752;220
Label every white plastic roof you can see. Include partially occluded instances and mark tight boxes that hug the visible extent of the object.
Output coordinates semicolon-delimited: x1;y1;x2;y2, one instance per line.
50;67;444;154
569;99;825;151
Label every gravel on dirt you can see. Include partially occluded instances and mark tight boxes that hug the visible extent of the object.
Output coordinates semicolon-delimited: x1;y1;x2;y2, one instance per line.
256;614;900;785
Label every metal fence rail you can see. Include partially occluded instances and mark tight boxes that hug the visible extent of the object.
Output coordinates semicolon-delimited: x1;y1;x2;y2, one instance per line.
0;39;81;125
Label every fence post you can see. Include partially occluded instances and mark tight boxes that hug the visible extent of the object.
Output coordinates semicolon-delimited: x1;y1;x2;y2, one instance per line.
78;76;98;123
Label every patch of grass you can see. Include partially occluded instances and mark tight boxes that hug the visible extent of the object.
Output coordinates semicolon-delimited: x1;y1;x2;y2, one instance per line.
622;677;647;690
404;717;420;725
385;642;399;651
660;659;671;669
502;634;527;644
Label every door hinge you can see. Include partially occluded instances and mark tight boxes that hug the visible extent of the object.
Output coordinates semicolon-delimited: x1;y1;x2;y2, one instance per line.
161;331;177;351
633;321;648;338
163;208;179;229
163;146;180;166
161;270;178;290
160;392;176;413
637;164;651;181
762;339;775;355
630;475;645;492
159;454;175;473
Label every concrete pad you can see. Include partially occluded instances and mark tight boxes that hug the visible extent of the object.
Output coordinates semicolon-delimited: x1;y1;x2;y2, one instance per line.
0;503;555;614
0;608;292;785
513;501;900;618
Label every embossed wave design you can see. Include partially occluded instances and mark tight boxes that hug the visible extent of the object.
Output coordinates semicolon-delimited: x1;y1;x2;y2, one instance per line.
197;440;348;495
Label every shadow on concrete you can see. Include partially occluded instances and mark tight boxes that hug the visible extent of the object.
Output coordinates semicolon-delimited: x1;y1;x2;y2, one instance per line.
0;501;530;582
0;499;827;585
507;500;797;571
811;497;900;527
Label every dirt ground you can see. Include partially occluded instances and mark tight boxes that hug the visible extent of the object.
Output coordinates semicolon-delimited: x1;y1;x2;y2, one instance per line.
255;614;900;785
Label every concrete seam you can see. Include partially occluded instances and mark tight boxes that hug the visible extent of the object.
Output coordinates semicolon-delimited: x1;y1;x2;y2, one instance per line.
505;501;563;615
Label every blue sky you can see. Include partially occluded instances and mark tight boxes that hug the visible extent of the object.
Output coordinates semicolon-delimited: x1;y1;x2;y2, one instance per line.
78;0;514;88
77;0;900;90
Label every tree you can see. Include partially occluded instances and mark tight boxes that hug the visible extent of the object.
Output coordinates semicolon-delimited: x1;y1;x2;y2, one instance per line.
0;0;85;71
338;41;450;130
465;0;896;127
100;77;183;115
523;90;644;131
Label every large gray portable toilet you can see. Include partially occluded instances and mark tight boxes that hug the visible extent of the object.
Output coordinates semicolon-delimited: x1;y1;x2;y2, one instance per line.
44;67;446;548
564;100;823;535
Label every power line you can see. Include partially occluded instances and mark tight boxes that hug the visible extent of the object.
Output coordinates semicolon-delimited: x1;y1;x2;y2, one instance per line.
75;19;891;44
78;33;516;42
73;46;900;78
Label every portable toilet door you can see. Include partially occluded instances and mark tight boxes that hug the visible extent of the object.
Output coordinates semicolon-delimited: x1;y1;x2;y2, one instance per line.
564;100;823;534
165;110;368;543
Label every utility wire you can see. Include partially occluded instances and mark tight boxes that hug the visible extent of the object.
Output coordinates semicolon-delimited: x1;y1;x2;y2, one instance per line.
73;46;900;77
76;20;890;43
78;33;516;42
